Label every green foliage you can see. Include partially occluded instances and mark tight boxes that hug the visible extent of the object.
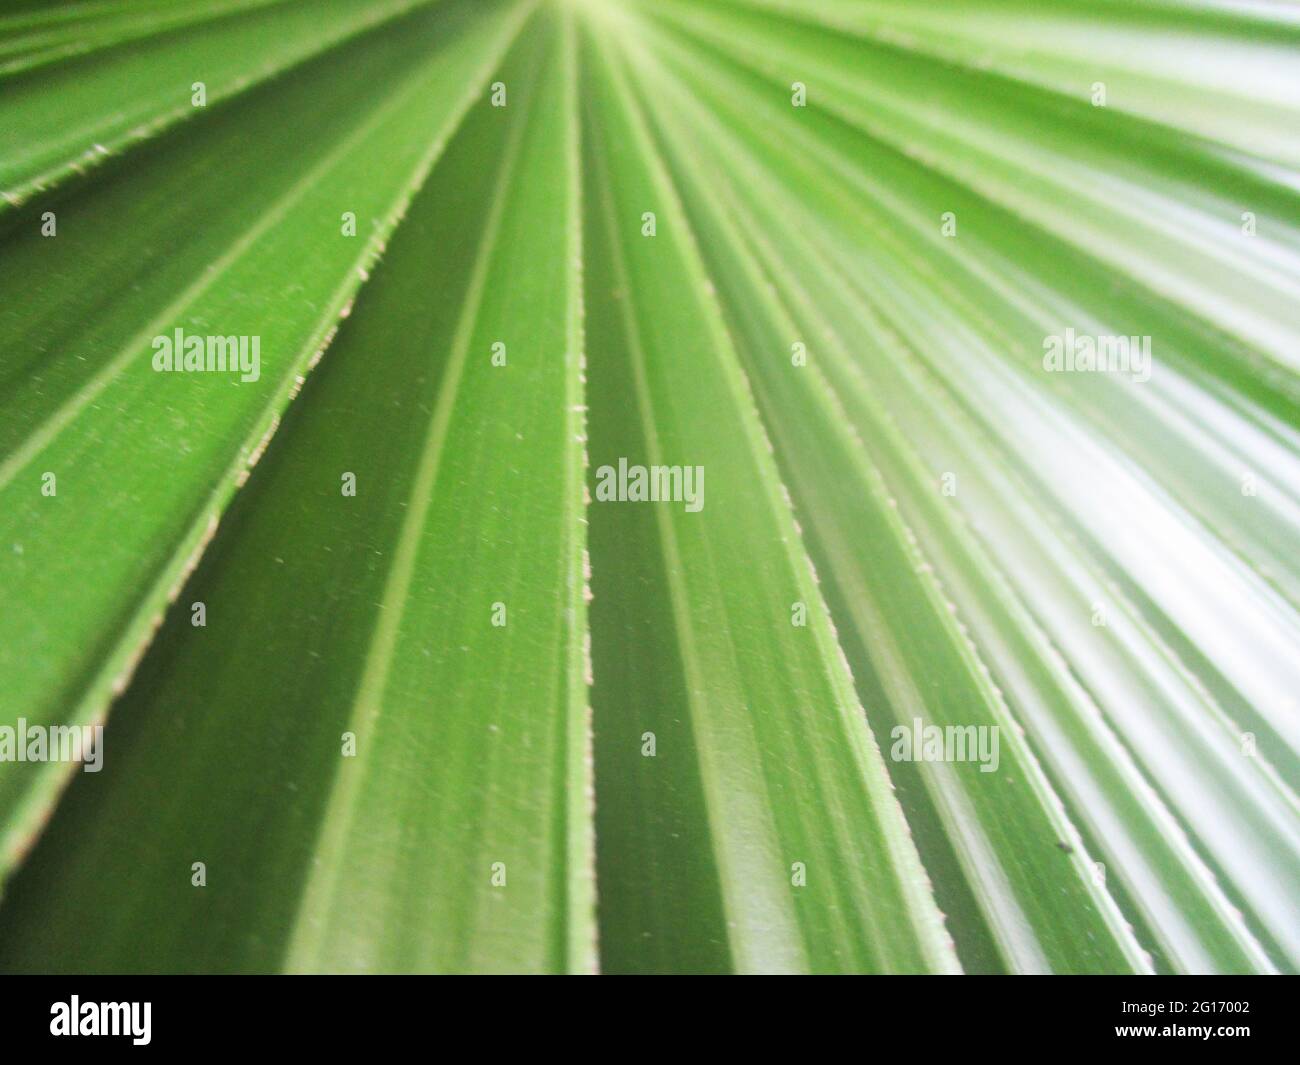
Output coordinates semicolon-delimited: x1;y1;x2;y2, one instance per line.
0;0;1295;974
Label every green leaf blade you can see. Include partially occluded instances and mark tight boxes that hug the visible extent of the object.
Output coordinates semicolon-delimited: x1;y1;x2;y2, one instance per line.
580;10;958;975
0;0;530;882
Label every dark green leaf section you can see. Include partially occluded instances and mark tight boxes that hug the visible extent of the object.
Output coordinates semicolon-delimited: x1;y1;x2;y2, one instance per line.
0;0;439;205
0;0;296;80
0;0;529;880
0;5;595;974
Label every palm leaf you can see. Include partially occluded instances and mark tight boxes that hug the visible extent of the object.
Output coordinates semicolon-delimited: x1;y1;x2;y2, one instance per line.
0;0;528;877
0;0;1295;974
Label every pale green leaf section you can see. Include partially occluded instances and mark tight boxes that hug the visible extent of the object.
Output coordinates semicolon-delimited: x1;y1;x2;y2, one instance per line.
602;19;1156;973
645;0;1300;379
616;0;1300;971
726;0;1300;167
